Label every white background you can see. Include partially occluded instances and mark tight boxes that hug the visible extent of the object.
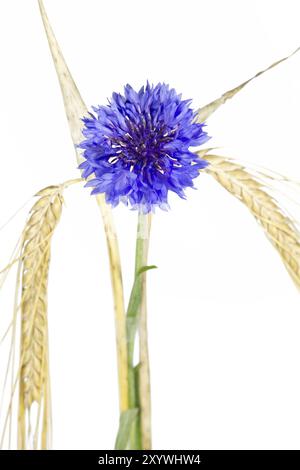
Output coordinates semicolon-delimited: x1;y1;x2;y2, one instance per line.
0;0;300;450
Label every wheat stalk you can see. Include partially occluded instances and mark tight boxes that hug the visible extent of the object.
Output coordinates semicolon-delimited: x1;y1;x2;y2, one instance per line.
203;154;300;288
37;0;128;413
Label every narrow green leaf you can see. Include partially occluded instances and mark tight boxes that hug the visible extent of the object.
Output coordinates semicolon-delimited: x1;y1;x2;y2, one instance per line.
127;265;157;319
126;265;157;363
137;265;158;276
127;267;156;329
115;408;138;450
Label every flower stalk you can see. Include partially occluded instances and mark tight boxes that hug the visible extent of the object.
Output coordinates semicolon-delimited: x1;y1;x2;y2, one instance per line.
125;212;152;449
137;215;152;450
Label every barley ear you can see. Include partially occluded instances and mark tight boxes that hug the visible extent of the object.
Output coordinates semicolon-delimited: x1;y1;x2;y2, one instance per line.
18;184;64;449
203;154;300;289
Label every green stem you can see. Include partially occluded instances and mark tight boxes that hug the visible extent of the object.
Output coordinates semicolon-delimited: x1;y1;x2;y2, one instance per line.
127;212;152;449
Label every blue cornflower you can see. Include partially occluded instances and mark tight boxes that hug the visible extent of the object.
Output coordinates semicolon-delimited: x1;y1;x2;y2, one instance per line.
79;83;210;212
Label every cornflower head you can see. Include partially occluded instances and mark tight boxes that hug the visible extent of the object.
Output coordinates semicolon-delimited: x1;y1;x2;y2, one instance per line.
79;83;210;212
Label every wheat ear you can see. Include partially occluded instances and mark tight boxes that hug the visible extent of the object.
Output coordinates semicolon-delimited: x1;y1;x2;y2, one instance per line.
203;154;300;288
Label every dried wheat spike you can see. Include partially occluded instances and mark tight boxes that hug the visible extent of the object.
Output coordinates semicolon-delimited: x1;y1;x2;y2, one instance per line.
204;154;300;288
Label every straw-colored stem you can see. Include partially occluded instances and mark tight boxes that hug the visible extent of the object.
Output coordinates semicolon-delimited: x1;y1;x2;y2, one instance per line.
37;0;128;413
98;200;128;412
138;263;152;450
